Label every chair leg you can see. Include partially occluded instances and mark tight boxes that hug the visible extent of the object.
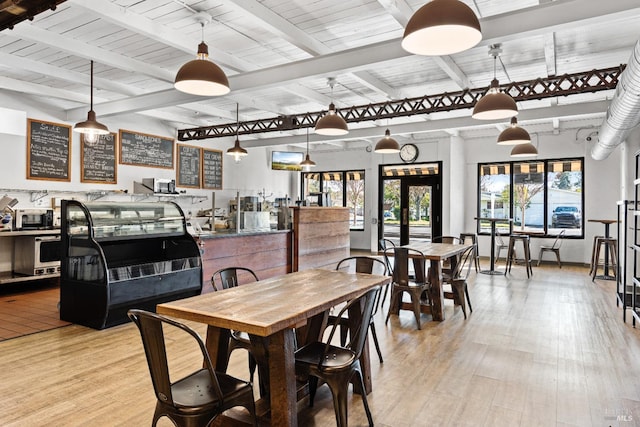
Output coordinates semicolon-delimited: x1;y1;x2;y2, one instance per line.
369;322;383;363
385;288;399;325
465;287;473;314
410;291;422;330
324;375;351;427
452;282;467;319
537;248;543;267
248;354;257;384
308;375;319;407
353;366;374;427
554;249;562;268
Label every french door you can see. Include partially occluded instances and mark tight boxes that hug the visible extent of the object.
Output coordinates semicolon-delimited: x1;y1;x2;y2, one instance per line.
379;163;442;246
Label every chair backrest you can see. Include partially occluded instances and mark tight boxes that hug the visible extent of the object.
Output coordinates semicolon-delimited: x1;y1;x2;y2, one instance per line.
321;286;380;365
211;267;259;291
336;256;387;276
392;247;427;286
450;246;475;281
495;230;506;246
552;230;566;249
379;239;396;274
432;235;463;244
459;233;477;245
127;309;223;407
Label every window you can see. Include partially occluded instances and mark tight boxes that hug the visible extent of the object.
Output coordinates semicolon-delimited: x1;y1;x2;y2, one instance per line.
302;170;365;231
478;158;584;237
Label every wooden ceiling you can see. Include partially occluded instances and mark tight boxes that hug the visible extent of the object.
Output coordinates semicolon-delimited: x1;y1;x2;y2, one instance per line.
0;0;639;150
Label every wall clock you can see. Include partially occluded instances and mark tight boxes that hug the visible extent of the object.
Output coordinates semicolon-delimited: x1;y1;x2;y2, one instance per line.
399;143;419;163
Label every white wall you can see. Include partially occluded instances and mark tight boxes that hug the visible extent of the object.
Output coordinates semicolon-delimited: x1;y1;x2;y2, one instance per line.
0;93;295;215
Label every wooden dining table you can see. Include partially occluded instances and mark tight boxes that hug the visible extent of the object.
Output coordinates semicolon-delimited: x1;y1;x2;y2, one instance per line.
399;241;471;321
156;268;390;427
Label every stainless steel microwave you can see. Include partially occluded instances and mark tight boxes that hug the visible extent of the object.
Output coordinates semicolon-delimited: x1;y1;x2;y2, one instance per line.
14;208;54;230
141;178;176;194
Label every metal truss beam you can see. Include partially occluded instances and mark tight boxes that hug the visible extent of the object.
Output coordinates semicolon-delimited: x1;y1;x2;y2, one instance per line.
177;66;624;141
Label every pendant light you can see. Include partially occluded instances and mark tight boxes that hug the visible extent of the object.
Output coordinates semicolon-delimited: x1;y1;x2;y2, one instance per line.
74;60;109;145
174;15;230;96
315;78;348;136
497;117;531;145
227;103;247;162
300;128;316;171
374;129;400;153
510;142;538;157
472;45;517;120
402;0;482;56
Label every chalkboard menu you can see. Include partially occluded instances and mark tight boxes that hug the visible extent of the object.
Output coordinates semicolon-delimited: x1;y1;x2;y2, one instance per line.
202;149;223;189
81;132;117;184
27;118;71;181
177;144;201;188
119;129;173;169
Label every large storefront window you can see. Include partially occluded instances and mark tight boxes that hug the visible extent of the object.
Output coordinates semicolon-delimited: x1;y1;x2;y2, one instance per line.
478;158;584;237
302;170;365;231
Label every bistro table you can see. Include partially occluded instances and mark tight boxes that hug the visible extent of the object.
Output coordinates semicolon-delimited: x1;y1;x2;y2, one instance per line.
157;268;390;427
588;219;619;280
398;241;471;321
475;217;513;275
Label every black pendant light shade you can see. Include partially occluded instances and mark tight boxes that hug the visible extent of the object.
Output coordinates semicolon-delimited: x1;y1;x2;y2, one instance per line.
472;78;518;120
510;142;538;157
498;117;530;145
175;21;230;96
300;128;316;170
374;129;400;153
227;104;247;162
402;0;482;56
315;102;348;136
74;60;109;144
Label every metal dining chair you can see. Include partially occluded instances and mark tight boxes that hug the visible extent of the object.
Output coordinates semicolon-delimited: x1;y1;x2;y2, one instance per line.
385;247;430;330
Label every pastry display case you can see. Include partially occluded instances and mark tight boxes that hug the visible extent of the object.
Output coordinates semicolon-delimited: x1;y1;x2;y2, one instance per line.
59;200;202;329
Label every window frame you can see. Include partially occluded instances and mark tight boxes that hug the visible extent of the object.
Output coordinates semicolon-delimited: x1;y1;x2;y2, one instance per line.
301;170;366;231
477;157;584;239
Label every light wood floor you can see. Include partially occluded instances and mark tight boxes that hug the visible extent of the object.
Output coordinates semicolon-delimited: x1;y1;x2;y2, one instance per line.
0;262;639;426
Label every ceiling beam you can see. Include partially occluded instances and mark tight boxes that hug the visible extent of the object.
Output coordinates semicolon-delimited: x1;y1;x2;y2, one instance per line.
63;0;640;120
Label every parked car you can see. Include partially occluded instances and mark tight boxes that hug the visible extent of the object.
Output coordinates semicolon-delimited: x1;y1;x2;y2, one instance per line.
551;206;581;228
383;211;395;220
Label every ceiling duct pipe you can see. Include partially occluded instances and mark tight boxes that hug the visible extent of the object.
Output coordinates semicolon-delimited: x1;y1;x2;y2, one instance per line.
592;40;640;160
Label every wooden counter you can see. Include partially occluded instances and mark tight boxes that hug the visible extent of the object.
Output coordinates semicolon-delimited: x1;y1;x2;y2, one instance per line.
196;230;292;291
292;207;350;272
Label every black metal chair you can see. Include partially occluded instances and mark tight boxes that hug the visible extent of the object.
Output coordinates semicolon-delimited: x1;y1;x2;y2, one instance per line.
128;309;258;427
385;247;430;330
443;245;474;319
211;267;259;384
460;232;481;272
295;286;380;427
334;256;388;363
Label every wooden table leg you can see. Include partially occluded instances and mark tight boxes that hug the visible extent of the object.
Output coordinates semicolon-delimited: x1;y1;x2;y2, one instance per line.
205;325;231;371
267;328;298;427
429;260;445;321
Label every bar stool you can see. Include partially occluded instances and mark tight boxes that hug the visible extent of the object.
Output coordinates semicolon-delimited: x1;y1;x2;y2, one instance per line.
459;232;480;272
589;235;605;275
505;234;533;277
591;236;618;281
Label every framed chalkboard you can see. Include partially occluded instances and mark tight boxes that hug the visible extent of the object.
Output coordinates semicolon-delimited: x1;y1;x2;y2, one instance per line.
119;129;174;169
27;118;71;182
177;144;201;188
202;149;223;190
81;132;117;184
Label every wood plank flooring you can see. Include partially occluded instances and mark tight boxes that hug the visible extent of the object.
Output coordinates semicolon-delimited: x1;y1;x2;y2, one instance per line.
0;262;639;426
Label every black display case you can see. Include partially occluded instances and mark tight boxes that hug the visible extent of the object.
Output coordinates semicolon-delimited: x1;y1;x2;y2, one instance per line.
60;200;202;329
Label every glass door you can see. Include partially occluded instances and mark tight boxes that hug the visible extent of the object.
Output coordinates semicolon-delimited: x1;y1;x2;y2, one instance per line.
379;163;442;247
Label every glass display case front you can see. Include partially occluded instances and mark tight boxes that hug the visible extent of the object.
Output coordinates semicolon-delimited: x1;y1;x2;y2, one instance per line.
66;201;185;240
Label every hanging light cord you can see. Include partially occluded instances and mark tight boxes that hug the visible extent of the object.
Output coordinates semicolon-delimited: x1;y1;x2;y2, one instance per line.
89;60;94;111
236;103;239;137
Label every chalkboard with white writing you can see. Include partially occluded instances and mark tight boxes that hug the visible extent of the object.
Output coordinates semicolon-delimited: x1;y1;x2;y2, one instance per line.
27;118;71;181
81;132;117;184
177;144;201;188
119;129;174;169
202;149;223;189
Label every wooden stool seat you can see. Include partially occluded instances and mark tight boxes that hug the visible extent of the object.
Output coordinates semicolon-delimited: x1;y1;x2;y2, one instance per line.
591;236;617;281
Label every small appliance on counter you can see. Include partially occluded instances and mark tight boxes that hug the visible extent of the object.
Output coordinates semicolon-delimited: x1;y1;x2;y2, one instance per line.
133;178;177;194
13;208;55;230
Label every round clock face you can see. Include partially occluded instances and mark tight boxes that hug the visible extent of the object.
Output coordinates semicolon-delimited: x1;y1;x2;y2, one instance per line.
399;143;419;163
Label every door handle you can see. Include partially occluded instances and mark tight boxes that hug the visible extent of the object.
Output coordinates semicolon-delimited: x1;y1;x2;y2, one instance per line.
402;208;408;226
